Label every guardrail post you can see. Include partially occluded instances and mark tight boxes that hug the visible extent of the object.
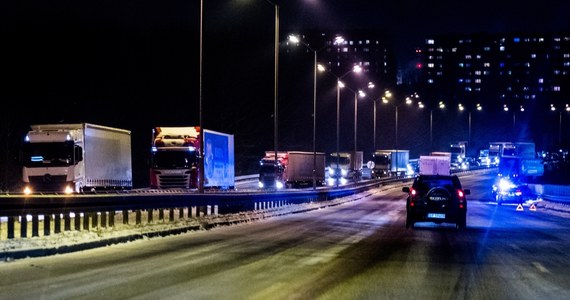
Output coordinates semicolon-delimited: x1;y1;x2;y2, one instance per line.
7;216;15;239
92;212;98;229
44;214;51;236
64;213;71;231
32;214;39;237
75;212;81;231
55;214;61;233
83;213;89;231
109;211;115;227
122;210;129;224
20;216;27;238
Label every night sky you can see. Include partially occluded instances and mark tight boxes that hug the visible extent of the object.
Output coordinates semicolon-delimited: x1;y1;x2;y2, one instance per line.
2;0;570;188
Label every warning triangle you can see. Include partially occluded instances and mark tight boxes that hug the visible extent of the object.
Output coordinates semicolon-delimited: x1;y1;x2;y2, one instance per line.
530;203;537;211
516;204;524;211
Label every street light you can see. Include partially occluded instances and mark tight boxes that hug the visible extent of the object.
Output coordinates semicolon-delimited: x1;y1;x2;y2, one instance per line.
383;93;415;152
198;0;204;193
332;65;362;187
365;83;392;153
504;104;523;140
287;34;327;190
550;103;570;145
458;103;482;143
417;100;445;149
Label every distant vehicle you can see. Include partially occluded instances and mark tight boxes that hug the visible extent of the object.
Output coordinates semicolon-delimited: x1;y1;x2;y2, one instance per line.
491;177;527;205
449;141;467;168
258;151;325;189
360;163;374;179
419;155;451;175
21;123;132;194
372;149;409;178
402;174;470;230
327;151;364;184
407;159;420;176
478;149;491;167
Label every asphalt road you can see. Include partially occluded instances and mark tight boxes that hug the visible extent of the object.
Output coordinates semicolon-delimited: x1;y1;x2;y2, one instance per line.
1;172;569;299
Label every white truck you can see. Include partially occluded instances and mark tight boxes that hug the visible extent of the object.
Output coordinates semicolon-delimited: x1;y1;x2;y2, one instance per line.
258;151;326;189
21;123;132;194
419;155;451;175
327;151;364;184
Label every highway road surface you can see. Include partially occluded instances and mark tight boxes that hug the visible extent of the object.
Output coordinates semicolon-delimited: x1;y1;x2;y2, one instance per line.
1;172;569;299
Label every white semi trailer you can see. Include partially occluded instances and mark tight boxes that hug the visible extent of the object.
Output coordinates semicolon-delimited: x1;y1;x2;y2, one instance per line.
21;123;132;194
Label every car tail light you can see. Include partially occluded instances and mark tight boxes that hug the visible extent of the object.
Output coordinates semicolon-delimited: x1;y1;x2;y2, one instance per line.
457;189;466;209
409;188;417;207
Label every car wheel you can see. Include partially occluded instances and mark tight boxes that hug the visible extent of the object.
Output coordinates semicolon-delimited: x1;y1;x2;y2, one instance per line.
456;217;466;230
405;214;415;229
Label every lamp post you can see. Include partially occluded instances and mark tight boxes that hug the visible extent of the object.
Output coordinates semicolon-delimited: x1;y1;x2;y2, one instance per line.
287;35;326;190
333;65;362;187
503;104;523;141
369;89;392;152
349;88;366;152
198;0;204;193
417;100;445;150
383;94;415;152
550;103;570;145
459;103;482;144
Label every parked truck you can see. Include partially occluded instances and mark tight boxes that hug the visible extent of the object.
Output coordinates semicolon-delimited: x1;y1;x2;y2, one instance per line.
149;126;200;189
419;155;451;175
449;141;467;169
327;151;364;184
498;141;544;180
203;129;235;189
21;123;132;194
372;149;409;178
150;127;235;190
258;151;326;189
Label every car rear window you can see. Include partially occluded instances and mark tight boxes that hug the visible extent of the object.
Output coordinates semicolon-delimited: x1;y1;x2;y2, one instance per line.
413;176;460;193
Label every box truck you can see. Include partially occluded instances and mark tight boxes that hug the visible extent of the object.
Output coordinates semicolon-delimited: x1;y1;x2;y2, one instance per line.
419;155;451;175
372;149;409;178
21;123;132;194
258;151;325;189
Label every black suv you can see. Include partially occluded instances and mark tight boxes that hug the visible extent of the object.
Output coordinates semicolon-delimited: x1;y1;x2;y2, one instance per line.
402;174;470;230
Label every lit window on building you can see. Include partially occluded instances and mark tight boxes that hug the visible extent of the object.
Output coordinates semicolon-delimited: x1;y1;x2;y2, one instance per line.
428;63;434;68
475;79;481;83
484;62;491;68
465;55;472;59
538;78;544;83
554;86;561;91
500;46;506;51
426;39;435;45
475;70;481;75
531;54;537;58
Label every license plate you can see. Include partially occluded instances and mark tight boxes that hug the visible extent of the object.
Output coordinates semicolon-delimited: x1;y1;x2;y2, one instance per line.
427;213;445;219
